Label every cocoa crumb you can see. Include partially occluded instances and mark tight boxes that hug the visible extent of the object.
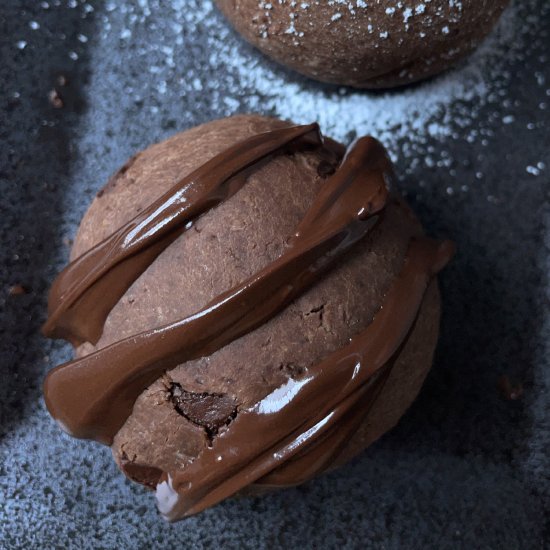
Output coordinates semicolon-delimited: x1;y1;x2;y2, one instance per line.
498;375;524;401
8;284;27;296
56;74;68;87
48;89;64;109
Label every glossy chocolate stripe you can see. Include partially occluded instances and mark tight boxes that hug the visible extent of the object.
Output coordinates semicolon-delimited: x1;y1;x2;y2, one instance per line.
256;362;395;488
42;123;324;346
43;136;392;445
156;237;455;520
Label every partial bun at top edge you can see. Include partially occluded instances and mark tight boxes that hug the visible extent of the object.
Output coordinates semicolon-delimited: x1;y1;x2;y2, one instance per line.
215;1;510;88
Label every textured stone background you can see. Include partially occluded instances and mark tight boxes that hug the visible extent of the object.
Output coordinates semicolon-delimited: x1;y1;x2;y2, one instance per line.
1;1;549;548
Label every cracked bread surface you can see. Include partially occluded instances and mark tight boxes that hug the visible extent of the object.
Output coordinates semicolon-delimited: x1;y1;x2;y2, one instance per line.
71;115;440;490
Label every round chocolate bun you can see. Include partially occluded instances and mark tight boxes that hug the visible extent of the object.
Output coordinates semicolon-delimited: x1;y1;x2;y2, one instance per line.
71;114;441;501
215;1;509;88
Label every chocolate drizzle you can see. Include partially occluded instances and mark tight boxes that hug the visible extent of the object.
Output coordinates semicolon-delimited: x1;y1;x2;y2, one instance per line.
42;122;454;520
42;123;324;346
43;132;390;444
157;237;454;520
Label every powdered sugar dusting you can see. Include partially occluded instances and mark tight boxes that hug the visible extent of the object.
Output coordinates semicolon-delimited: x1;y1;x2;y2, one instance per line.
253;0;467;42
171;1;530;157
83;1;535;157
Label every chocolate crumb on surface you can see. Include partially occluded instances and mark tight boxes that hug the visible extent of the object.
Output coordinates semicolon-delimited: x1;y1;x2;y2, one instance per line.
48;89;64;109
56;74;68;87
168;383;238;439
119;452;163;490
498;375;525;401
8;284;27;296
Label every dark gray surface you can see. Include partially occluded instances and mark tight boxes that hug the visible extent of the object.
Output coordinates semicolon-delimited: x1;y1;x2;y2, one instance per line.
1;1;549;548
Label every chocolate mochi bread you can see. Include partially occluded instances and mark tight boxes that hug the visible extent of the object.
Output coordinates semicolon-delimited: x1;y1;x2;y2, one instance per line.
215;1;510;88
43;115;453;520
